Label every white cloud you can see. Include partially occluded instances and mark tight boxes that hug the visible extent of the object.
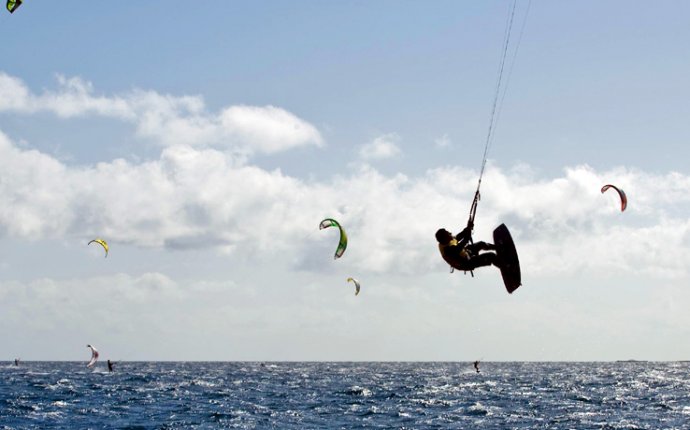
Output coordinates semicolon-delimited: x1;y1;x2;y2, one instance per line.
3;73;690;364
434;133;451;148
0;272;245;359
219;105;324;154
2;266;690;361
358;133;401;160
0;72;323;155
0;73;31;111
2;73;690;360
1;125;690;282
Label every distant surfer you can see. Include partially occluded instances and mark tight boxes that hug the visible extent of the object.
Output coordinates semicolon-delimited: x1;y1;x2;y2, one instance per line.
107;360;114;372
473;360;480;373
436;221;503;272
14;358;20;366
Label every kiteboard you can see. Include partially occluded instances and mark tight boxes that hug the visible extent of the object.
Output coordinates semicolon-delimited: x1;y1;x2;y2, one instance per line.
492;223;521;294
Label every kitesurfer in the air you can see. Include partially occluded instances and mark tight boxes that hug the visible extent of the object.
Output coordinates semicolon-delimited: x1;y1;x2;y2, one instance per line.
436;221;502;272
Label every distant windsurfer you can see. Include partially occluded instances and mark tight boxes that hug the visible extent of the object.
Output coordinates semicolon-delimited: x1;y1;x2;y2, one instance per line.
436;221;502;272
473;360;480;373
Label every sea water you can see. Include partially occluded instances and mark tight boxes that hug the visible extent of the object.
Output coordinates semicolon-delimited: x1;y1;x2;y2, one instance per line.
1;361;689;429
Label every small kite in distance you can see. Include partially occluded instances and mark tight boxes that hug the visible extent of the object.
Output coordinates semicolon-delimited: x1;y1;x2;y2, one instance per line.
319;218;348;259
6;0;21;13
601;184;627;212
88;238;109;257
86;344;99;368
347;277;361;296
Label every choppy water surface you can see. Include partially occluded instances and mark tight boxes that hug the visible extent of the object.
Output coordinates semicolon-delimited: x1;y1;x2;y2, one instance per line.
1;361;689;429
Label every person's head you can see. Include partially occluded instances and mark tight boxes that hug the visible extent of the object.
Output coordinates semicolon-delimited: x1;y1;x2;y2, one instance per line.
435;228;453;245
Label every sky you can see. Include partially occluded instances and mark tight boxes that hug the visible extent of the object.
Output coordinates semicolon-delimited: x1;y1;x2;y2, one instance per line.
1;1;690;362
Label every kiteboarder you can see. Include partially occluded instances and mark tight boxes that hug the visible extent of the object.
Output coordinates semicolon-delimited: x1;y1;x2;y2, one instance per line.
436;221;502;272
14;358;20;366
473;360;480;373
107;360;114;372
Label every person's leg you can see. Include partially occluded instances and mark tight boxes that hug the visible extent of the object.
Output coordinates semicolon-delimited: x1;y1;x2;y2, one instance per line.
467;241;496;254
470;252;501;269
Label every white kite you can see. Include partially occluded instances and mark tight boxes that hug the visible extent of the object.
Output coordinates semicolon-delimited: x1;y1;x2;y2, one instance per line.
86;344;99;368
347;277;361;296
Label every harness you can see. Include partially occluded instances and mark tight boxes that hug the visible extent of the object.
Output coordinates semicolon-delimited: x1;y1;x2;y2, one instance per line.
450;189;481;277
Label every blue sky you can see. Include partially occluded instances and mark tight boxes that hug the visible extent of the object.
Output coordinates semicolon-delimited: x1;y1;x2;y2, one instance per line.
1;1;690;362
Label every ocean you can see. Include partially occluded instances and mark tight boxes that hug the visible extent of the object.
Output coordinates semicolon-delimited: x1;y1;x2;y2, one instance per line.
1;361;688;429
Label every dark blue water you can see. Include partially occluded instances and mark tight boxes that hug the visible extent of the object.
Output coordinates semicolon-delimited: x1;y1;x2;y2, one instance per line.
1;362;689;429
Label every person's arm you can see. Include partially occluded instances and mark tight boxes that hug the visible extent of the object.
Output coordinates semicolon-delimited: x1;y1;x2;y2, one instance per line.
455;221;474;247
